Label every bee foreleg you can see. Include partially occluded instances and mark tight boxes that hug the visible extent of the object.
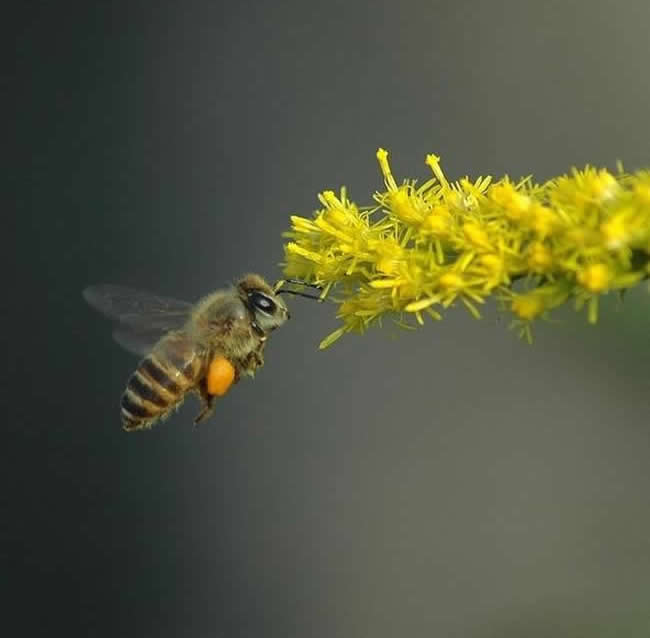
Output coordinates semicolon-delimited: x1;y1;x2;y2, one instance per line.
242;349;264;378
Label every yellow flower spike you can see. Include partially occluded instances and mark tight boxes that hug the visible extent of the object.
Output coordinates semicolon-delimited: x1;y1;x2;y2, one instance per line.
577;263;612;293
282;149;650;347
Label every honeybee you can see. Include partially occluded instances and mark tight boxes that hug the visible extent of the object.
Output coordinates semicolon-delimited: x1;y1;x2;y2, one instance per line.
84;274;320;431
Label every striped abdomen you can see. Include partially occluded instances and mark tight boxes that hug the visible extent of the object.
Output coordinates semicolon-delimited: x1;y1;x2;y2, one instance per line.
120;333;203;431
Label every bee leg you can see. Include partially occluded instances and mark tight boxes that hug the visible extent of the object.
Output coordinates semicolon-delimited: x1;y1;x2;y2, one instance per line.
194;398;215;426
193;385;216;427
243;349;264;378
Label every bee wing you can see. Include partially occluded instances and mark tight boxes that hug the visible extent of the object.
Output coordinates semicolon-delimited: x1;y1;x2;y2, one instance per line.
110;326;169;357
84;284;194;356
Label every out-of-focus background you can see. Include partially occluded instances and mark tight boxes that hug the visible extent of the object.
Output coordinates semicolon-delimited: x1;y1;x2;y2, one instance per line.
5;1;650;636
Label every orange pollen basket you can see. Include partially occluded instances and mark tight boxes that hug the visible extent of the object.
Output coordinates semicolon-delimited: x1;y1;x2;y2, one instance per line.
206;356;236;396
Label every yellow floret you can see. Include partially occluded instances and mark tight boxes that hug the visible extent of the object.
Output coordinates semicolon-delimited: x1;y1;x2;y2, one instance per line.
577;263;611;293
511;294;545;320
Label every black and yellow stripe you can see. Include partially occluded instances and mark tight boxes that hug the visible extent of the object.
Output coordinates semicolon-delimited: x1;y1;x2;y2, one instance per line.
120;337;202;431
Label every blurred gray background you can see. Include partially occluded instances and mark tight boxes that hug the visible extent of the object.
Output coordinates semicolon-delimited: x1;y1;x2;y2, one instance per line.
5;0;650;636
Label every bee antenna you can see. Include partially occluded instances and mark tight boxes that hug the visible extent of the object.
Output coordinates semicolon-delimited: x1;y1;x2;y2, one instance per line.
277;288;324;301
282;278;323;290
274;278;326;302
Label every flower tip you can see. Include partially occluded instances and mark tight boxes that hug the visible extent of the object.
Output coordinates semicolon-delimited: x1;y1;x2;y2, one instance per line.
318;327;346;350
577;263;611;293
424;153;448;189
511;295;545;320
376;148;397;190
425;153;440;166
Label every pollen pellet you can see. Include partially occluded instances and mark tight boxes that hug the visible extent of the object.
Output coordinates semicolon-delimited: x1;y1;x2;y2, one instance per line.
207;356;235;396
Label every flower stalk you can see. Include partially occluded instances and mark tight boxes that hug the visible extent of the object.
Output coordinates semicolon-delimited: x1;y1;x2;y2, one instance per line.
283;149;650;348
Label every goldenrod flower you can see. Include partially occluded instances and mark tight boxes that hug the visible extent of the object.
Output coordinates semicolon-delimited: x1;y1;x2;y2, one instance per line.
283;149;650;348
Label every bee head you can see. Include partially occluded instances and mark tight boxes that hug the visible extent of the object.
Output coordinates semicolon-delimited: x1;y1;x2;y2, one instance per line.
237;273;290;335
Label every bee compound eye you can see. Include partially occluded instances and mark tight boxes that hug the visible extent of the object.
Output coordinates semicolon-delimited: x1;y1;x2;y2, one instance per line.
250;291;276;314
